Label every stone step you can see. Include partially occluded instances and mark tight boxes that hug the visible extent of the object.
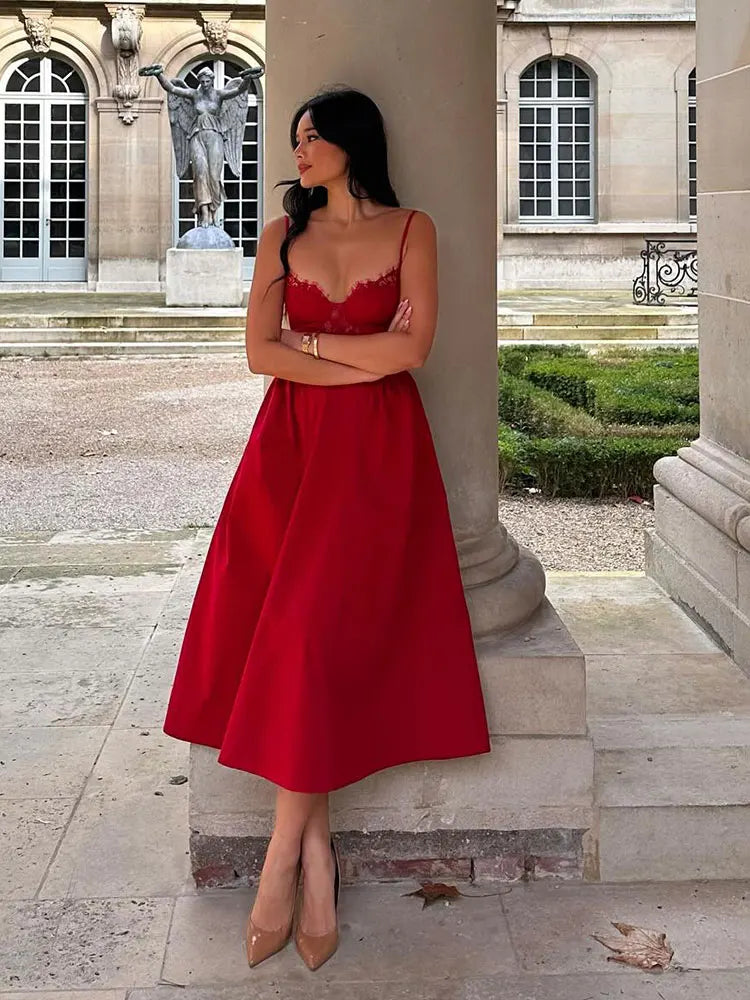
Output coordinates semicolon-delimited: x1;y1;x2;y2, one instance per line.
504;312;697;328
0;326;244;343
593;714;750;881
497;324;698;341
0;312;243;330
497;338;697;349
0;341;246;357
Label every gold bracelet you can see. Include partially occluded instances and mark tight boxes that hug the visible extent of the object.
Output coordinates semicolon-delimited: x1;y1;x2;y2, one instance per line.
312;333;320;359
301;333;313;355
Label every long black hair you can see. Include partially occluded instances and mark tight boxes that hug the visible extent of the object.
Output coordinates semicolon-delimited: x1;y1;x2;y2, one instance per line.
268;86;400;294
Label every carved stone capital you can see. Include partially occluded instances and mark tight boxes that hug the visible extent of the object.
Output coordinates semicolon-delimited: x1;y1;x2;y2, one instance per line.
20;7;54;53
199;10;231;55
106;3;146;126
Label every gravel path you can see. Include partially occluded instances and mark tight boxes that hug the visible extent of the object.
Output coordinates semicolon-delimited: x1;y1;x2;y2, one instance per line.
499;492;653;572
0;356;653;570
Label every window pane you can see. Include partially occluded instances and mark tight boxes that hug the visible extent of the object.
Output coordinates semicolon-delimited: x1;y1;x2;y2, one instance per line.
537;199;552;215
559;199;574;215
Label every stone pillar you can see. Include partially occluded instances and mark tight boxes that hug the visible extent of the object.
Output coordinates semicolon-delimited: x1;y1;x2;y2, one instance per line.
265;0;545;635
94;98;163;291
646;0;750;675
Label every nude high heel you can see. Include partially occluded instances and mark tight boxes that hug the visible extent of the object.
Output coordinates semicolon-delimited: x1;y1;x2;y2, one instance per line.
245;857;302;968
294;834;341;971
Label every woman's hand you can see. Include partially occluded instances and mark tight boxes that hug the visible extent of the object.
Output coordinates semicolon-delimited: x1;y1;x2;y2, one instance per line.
389;299;412;332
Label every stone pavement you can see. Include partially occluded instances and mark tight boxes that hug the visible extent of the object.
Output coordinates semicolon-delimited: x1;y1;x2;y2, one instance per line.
1;529;749;997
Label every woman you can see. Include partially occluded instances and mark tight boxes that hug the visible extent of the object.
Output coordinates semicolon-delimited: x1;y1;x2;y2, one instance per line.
162;87;491;972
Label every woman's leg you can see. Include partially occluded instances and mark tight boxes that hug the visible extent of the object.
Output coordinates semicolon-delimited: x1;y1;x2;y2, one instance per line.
249;789;320;929
298;793;338;936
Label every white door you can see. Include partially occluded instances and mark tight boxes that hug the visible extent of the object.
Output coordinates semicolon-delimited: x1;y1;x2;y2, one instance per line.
0;56;88;282
172;58;263;281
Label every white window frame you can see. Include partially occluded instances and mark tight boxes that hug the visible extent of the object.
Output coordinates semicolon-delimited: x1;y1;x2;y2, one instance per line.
517;57;596;224
0;55;88;282
688;68;697;221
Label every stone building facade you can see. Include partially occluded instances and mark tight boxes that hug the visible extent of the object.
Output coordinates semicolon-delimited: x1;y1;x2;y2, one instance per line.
0;1;695;291
0;1;266;291
498;0;696;287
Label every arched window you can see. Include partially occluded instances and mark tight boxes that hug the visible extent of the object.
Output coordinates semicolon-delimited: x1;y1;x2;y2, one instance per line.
172;57;263;280
1;56;88;281
518;58;595;221
688;68;696;220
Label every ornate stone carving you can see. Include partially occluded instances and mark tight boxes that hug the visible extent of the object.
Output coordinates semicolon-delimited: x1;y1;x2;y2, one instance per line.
200;12;232;55
20;7;53;53
105;3;146;125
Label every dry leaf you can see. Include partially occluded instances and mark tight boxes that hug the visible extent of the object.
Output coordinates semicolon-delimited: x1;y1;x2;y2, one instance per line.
402;880;510;909
402;882;462;909
591;921;674;970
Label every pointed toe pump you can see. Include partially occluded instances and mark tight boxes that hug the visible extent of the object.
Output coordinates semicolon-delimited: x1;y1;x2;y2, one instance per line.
294;834;341;971
245;858;302;968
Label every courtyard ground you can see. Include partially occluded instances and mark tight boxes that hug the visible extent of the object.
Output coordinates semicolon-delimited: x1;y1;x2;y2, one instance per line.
0;356;653;569
0;529;747;997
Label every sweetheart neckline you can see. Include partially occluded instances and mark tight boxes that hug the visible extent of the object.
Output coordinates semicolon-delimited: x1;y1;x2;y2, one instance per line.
286;264;399;305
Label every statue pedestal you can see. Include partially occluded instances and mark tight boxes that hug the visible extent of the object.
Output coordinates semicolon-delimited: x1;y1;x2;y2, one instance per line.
165;247;243;307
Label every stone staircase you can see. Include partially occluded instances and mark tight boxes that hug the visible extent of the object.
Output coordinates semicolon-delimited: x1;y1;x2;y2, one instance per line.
0;290;697;356
547;572;750;883
0;308;247;356
497;306;697;344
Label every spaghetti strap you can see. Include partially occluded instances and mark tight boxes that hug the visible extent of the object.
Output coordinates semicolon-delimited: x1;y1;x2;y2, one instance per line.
398;209;418;266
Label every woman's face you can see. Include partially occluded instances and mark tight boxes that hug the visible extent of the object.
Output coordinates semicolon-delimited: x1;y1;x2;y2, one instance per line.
293;110;348;189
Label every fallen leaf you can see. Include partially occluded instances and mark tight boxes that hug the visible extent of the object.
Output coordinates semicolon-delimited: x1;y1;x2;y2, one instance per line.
402;882;461;908
591;921;674;970
402;880;511;909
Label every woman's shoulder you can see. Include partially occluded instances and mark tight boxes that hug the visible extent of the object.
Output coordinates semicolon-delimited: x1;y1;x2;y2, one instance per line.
400;208;436;243
401;206;435;228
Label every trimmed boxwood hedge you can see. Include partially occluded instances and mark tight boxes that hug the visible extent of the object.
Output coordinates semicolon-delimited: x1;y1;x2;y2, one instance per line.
497;345;698;498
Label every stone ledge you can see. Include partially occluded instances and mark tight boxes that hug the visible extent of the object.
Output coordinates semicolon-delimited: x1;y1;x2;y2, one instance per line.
189;826;586;888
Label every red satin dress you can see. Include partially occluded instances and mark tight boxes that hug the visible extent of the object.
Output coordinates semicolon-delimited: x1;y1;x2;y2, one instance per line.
162;209;491;793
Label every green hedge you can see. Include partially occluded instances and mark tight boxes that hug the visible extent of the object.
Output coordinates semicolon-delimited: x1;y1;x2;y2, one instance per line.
498;373;604;437
497;345;697;498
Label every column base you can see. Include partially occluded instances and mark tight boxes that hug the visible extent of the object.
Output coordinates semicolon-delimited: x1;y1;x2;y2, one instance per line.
186;597;593;887
646;440;750;676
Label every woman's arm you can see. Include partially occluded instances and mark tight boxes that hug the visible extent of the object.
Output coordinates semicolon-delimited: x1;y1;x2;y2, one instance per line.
245;218;385;385
284;210;438;375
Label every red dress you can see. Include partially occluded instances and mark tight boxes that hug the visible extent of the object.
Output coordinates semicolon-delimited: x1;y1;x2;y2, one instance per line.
162;209;491;793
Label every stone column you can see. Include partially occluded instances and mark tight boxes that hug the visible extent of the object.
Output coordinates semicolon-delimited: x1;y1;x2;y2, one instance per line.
265;0;545;634
94;98;163;291
646;0;750;675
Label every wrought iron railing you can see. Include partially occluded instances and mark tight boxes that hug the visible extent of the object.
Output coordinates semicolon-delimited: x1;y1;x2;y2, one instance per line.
633;238;697;306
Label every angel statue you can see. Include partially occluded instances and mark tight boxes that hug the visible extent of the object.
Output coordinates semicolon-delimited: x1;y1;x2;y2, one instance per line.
139;63;264;230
